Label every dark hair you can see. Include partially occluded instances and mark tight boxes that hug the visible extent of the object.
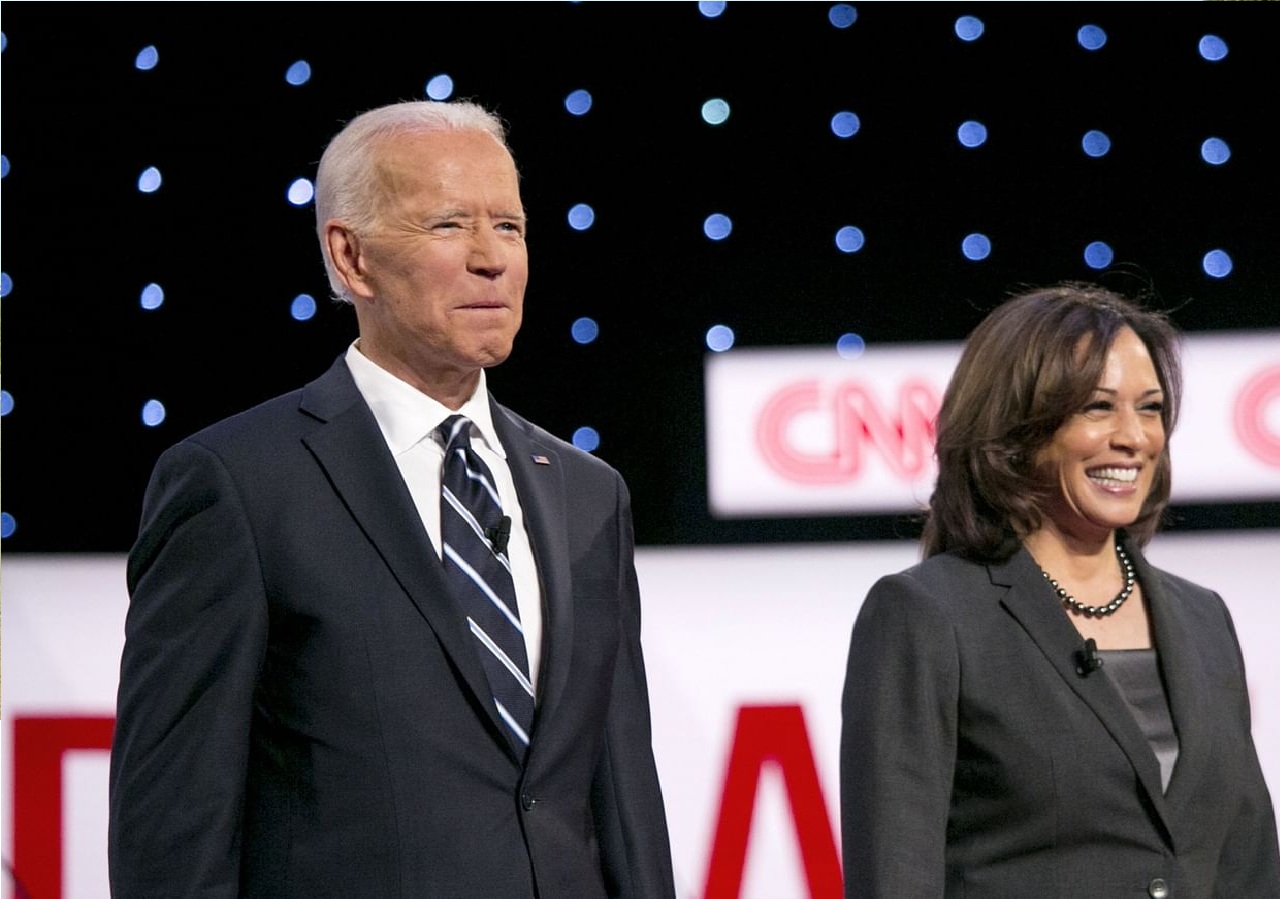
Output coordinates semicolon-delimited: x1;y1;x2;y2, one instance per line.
922;282;1182;560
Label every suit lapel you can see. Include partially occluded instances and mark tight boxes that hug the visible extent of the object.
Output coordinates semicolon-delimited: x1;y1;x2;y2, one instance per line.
491;401;576;738
296;358;501;746
1132;549;1211;817
992;546;1175;844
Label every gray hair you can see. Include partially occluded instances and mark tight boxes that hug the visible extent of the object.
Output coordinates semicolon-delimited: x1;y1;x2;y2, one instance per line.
314;100;511;303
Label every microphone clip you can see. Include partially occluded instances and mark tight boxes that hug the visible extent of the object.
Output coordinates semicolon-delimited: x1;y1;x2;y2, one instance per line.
1075;637;1104;677
488;515;512;556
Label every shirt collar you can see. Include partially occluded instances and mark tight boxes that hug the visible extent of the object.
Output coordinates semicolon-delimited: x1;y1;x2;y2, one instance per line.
344;342;505;459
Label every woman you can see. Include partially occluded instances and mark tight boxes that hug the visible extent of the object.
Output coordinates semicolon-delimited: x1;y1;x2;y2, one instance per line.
840;283;1279;898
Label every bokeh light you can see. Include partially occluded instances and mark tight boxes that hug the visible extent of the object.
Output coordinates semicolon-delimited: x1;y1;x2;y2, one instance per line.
835;226;865;253
565;89;593;115
706;324;735;352
571;317;600;345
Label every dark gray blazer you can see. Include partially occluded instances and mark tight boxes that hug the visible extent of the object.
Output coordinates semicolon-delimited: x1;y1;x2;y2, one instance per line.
841;540;1280;899
109;357;676;898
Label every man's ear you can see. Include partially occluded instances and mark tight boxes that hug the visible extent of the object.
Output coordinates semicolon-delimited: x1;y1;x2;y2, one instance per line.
325;221;375;302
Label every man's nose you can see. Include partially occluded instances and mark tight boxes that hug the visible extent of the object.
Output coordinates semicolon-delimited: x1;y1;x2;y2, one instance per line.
467;227;508;278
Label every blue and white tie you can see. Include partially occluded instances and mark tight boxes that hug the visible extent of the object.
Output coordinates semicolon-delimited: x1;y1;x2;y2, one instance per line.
437;415;534;759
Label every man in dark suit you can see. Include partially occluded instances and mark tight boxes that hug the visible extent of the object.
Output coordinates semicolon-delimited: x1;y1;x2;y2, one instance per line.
108;100;677;898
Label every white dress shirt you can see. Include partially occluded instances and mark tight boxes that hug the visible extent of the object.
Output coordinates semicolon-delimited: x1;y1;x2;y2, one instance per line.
344;343;543;697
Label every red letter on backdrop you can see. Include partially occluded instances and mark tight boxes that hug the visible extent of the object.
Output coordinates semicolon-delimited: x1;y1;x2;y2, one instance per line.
11;716;116;899
703;704;842;899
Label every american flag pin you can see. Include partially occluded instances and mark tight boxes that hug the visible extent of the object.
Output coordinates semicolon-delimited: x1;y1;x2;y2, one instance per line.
531;454;551;465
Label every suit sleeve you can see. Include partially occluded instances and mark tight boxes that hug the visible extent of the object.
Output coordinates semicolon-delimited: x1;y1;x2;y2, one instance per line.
841;571;959;899
1210;593;1280;897
109;440;268;898
589;474;678;899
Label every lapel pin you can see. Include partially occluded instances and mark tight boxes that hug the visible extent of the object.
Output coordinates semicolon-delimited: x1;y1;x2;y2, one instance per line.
531;453;551;465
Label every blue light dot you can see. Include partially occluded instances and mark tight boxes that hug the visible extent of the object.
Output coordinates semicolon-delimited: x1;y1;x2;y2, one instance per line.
1199;34;1228;62
1;155;8;178
1201;137;1231;166
1;273;11;297
1;32;7;53
837;333;866;359
140;282;165;310
1;390;13;416
138;166;163;193
955;15;985;42
1077;24;1107;51
835;225;865;253
699;1;727;18
831;110;861;138
425;74;454;101
1082;130;1111;158
285;59;312;86
572;427;601;453
1203;249;1233;279
829;4;857;28
1;513;15;540
291;293;317;321
703;213;733;241
567;203;596;231
142;399;167;427
1084;241;1114;270
571;317;600;345
706;324;735;352
135;45;159;71
565;89;593;116
287;178;315;206
701;98;731;125
957;120;988;148
962;233;992;261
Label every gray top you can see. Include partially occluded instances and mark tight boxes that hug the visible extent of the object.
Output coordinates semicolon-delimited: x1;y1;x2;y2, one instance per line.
1098;648;1180;792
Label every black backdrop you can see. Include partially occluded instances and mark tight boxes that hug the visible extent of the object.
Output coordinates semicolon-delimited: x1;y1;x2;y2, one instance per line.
4;2;1278;552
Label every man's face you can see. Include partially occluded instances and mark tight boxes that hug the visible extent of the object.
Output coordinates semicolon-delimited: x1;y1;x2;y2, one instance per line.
347;128;528;398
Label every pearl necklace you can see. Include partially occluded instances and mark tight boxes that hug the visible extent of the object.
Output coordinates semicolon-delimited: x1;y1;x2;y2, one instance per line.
1040;542;1136;617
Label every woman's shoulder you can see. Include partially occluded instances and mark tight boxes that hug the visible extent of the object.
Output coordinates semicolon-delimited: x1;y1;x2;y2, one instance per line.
864;550;995;610
892;549;995;588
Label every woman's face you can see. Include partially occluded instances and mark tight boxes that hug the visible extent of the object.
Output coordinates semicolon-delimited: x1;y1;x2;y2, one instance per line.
1032;327;1166;544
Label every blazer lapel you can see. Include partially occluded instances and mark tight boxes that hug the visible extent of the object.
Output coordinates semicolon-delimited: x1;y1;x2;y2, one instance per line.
992;546;1176;845
297;358;501;745
491;401;576;738
1132;547;1211;817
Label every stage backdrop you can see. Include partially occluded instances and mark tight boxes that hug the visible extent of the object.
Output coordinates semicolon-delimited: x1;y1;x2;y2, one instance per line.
4;532;1278;899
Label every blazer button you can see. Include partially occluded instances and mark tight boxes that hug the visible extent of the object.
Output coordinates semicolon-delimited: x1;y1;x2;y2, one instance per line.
521;793;537;811
1147;878;1169;899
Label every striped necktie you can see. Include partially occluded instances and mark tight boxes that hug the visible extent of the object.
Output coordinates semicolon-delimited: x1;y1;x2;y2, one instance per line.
437;414;534;759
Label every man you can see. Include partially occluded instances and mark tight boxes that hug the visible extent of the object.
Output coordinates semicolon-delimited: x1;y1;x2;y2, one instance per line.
108;100;677;898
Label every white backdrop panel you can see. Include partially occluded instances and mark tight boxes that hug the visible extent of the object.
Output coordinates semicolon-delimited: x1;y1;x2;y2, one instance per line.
3;533;1277;899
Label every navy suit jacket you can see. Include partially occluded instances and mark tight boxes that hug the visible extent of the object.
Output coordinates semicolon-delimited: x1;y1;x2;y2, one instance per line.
841;540;1280;899
109;356;677;898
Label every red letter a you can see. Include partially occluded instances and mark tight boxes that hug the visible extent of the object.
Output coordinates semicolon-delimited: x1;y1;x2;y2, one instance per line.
703;704;842;898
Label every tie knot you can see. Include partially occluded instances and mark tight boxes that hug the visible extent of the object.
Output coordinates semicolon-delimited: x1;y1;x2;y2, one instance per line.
437;414;472;453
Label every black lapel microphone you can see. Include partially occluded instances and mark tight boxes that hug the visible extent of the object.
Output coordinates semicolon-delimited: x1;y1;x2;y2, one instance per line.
1076;637;1104;677
488;515;512;556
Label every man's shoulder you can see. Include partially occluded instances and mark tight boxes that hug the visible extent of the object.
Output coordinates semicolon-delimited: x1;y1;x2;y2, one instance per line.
179;357;355;452
184;389;306;447
492;401;622;483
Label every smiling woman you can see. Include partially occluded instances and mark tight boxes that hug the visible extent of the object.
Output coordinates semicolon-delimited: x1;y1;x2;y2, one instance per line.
839;283;1280;899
